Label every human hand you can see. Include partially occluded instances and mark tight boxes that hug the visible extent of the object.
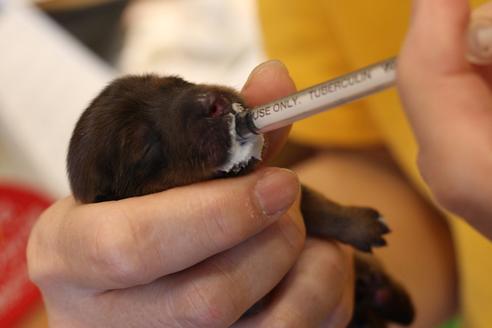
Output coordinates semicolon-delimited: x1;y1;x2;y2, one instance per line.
27;61;354;327
398;0;492;238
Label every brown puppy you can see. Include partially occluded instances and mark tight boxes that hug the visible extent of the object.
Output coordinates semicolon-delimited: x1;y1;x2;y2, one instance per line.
67;75;414;327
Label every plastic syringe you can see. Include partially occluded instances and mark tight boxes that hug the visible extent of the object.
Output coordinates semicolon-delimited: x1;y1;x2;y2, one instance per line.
235;57;397;138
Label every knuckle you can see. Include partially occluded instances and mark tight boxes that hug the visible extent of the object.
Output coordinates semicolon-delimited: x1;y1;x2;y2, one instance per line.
172;282;231;328
197;188;269;249
26;210;65;287
277;212;306;254
90;215;146;285
26;221;51;286
227;190;271;238
170;257;249;328
208;259;247;315
197;195;236;251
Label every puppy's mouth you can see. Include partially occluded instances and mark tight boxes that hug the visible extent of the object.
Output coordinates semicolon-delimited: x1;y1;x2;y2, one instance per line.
216;105;264;174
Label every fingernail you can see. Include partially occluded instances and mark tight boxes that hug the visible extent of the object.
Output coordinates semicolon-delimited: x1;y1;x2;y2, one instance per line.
255;168;299;217
243;60;287;89
467;18;492;64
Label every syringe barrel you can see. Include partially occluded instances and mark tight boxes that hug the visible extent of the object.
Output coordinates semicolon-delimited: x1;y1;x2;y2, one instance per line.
241;57;397;135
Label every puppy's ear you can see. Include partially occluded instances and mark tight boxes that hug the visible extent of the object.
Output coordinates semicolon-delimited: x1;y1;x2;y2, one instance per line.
120;123;167;188
90;123;166;202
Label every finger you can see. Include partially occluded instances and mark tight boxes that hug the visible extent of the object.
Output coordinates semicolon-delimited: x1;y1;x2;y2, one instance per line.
398;0;487;149
403;0;470;73
467;2;492;64
30;168;299;290
397;0;492;236
101;209;306;328
241;60;297;162
235;239;354;328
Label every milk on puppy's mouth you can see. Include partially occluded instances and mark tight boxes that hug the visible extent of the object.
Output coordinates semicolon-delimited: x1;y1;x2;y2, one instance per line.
217;106;264;174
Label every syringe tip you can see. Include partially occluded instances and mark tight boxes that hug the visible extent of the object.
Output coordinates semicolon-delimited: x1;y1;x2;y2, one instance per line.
235;111;258;139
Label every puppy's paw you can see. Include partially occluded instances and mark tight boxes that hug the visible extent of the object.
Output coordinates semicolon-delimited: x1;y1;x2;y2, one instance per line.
339;207;390;252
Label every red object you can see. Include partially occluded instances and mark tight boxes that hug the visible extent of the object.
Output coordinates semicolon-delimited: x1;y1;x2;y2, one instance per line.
0;183;52;327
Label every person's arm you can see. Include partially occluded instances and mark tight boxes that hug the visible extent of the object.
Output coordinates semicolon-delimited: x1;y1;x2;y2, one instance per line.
27;62;355;327
398;0;492;239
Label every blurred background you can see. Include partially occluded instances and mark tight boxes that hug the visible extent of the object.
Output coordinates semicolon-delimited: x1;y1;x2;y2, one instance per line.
0;0;264;326
0;0;264;197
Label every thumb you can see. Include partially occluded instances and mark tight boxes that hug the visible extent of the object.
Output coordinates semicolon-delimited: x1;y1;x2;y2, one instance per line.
467;2;492;64
403;0;471;71
241;60;297;107
241;60;297;162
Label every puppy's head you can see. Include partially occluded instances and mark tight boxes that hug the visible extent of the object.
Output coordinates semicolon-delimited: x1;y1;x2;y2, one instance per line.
67;75;263;203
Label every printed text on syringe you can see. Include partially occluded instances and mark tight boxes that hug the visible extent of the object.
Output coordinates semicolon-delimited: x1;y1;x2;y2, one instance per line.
251;61;395;122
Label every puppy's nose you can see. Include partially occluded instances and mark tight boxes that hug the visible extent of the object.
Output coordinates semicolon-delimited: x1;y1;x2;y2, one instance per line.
198;92;232;118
